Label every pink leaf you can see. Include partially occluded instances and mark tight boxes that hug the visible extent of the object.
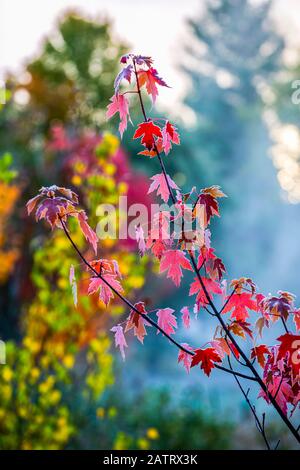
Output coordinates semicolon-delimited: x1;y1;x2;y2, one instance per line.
125;301;149;343
180;306;190;329
148;173;179;203
160;250;193;287
178;343;193;373
88;274;123;306
106;94;130;137
162;121;180;155
135;224;146;256
111;324;127;361
156;308;177;336
77;210;98;255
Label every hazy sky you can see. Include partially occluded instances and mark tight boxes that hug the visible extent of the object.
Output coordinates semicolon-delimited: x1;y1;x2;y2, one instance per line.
1;0;300;108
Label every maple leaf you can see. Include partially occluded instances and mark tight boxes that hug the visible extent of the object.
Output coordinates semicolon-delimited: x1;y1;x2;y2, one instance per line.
161;121;180;155
125;301;149;343
189;277;222;307
259;376;293;415
180;306;190;329
213;258;226;281
76;210;98;255
88;274;123;306
146;239;167;259
194;186;226;227
160;250;193;287
106;94;130;137
111;324;127;361
34;197;73;229
277;333;300;379
250;345;270;368
120;54;153;68
138;67;170;103
263;291;294;322
69;264;77;308
229;320;253;339
222;293;257;322
156;308;177;336
135;224;146;256
133;121;162;150
147;173;179;203
191;347;222;377
211;338;231;359
114;64;133;93
178;343;193;373
138;140;163;157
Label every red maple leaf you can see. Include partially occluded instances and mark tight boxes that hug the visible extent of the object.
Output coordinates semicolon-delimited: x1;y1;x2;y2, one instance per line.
106;93;130;137
125;301;149;343
147;173;179;203
160;250;193;287
191;347;222;377
222;293;258;322
138;67;170;103
250;345;270;368
133;121;163;150
229;320;253;339
194;186;226;227
156;308;177;336
277;333;300;379
161;121;180;155
189;277;222;307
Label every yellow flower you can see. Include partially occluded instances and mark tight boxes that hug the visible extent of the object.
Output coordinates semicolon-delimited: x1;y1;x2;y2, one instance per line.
49;390;61;405
30;367;40;380
2;366;13;382
147;428;159;440
71;175;82;186
63;354;75;369
137;438;149;450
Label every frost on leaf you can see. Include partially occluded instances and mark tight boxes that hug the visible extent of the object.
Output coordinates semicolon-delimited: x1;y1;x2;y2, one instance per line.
161;121;180;154
125;301;149;343
76;210;98;255
147;173;179;203
111;324;127;361
180;306;190;329
178;343;193;373
160;250;193;287
156;308;177;336
106;94;131;137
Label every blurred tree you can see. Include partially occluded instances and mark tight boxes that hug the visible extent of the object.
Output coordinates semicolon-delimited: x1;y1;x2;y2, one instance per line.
179;0;288;289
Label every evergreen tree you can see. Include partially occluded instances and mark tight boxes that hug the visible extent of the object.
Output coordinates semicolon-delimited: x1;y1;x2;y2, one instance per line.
180;0;290;289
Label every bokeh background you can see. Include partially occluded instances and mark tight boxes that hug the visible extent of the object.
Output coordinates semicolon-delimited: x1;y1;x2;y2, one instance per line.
0;0;300;449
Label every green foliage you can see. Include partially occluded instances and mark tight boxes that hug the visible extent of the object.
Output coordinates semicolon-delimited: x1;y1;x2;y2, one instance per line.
0;153;18;184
